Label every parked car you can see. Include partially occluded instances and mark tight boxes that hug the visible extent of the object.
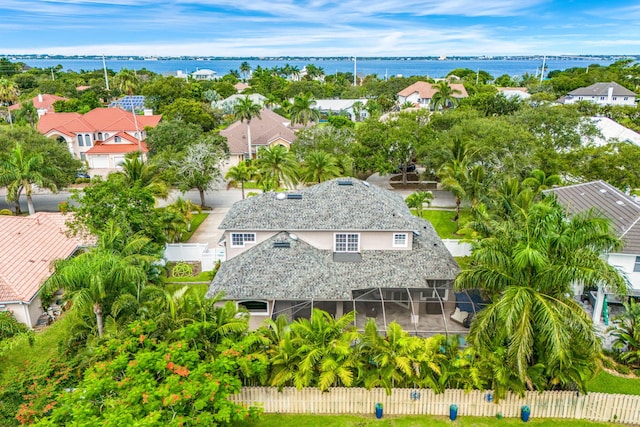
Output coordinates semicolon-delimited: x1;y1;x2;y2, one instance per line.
76;171;90;179
397;164;416;173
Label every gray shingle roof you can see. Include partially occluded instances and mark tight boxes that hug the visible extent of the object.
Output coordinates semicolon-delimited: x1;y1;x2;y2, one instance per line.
544;180;640;254
220;178;420;231
207;228;460;301
568;82;637;97
219;108;296;155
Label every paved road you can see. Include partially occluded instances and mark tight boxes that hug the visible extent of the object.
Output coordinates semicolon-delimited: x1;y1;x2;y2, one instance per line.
0;176;456;214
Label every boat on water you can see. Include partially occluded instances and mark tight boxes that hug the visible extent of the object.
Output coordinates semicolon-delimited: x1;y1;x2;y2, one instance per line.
144;57;159;61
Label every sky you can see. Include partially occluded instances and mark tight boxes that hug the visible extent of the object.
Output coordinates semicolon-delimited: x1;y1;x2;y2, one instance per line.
1;0;639;57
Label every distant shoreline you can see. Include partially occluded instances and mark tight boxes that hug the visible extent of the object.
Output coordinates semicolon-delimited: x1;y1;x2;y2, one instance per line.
2;54;639;62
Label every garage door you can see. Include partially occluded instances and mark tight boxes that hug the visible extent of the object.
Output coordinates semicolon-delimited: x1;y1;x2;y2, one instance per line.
89;155;109;168
113;155;125;168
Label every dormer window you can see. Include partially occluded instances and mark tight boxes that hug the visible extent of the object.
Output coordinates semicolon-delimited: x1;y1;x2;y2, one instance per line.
115;136;121;142
335;233;359;253
393;233;408;247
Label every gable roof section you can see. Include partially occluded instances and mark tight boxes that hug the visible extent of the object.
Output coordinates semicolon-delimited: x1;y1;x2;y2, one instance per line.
0;213;88;303
220;108;296;155
220;178;421;231
589;117;640;146
544;180;640;254
398;81;468;99
9;94;67;112
85;140;148;155
568;82;636;97
208;229;459;300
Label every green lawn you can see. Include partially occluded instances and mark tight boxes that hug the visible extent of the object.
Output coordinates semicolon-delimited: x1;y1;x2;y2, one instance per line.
236;414;616;427
162;270;214;284
587;370;640;395
181;213;209;242
420;209;471;239
164;283;210;294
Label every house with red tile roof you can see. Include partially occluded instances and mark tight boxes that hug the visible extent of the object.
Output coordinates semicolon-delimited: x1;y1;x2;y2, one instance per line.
37;108;161;173
397;81;468;109
9;93;67;117
0;213;91;327
220;108;297;169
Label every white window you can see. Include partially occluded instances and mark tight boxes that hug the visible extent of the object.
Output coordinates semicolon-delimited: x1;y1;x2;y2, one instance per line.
624;97;629;101
634;256;640;273
393;233;408;247
238;300;268;314
335;233;359;253
115;136;121;142
78;134;84;147
231;233;256;247
85;134;92;147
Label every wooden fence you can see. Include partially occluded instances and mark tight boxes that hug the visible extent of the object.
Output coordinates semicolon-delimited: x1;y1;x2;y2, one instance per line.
230;387;640;424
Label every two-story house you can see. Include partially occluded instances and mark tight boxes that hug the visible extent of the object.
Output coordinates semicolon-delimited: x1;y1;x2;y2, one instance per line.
206;178;462;334
563;82;637;106
220;108;297;169
37;107;162;174
9;93;67;117
544;181;640;324
397;81;468;109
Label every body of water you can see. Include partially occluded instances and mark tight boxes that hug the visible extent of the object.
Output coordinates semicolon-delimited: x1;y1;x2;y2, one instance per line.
17;57;621;80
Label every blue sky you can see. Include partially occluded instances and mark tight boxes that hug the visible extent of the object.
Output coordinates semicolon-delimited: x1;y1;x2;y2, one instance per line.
1;0;639;57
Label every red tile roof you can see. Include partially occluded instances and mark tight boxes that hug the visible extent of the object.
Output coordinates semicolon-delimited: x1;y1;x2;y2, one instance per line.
0;213;90;303
397;81;468;99
85;139;148;154
9;94;67;112
37;108;161;136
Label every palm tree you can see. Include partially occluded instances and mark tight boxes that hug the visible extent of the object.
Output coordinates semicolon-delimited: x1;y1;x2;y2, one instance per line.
119;151;169;198
437;159;468;230
0;143;59;215
233;97;262;160
290;92;320;126
300;151;341;184
225;161;256;199
239;61;252;80
522;169;562;194
0;78;19;126
431;80;461;111
168;197;202;232
114;68;140;96
351;101;364;122
289;309;358;390
609;299;640;367
456;199;626;395
14;101;38;129
255;145;299;189
405;191;433;217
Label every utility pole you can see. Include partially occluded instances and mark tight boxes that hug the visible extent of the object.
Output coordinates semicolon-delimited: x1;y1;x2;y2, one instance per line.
102;55;110;91
539;55;546;84
353;56;357;86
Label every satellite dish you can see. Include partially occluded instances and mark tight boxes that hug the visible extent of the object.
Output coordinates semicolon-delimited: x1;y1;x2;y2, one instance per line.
276;192;286;200
289;233;298;241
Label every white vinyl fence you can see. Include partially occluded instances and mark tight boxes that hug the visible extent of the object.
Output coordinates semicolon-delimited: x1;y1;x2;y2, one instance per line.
231;387;640;424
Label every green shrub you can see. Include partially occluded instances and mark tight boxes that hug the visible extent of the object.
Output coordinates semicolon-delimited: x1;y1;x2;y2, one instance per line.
171;262;194;278
601;357;616;370
74;177;91;184
615;364;631;375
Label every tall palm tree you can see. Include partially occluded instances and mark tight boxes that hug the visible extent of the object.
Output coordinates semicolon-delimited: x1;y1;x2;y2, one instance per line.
255;145;299;189
0;143;59;215
351;101;364;122
300;151;341;184
456;199;626;395
239;61;252;80
290;92;320;126
168;197;202;232
609;299;640;367
113;68;139;96
0;78;19;126
431;80;461;111
225;161;256;199
233;97;262;160
437;159;468;230
522;168;562;194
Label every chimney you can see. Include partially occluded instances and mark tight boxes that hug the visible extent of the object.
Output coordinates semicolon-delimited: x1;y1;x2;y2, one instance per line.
607;86;614;102
38;93;43;102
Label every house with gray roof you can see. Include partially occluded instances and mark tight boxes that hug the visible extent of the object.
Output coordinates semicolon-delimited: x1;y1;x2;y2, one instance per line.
563;82;636;106
544;181;640;323
207;178;462;335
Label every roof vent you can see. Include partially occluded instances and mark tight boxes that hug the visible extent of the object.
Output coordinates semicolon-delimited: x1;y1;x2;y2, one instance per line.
363;181;370;187
616;200;625;205
273;241;291;248
276;193;286;200
286;193;303;200
599;189;607;193
289;233;298;240
338;179;353;186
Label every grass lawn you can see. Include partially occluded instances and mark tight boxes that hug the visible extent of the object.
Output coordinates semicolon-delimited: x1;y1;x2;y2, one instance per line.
587;370;640;395
162;270;214;284
164;283;210;294
181;213;208;242
235;414;616;427
420;209;471;239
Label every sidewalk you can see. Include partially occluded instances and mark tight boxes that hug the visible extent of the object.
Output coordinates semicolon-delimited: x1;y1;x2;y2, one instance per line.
187;208;229;248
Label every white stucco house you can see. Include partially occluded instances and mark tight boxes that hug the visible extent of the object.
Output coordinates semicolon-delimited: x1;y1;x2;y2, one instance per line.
545;181;640;324
563;82;637;107
191;68;218;81
397;81;468;109
313;99;369;122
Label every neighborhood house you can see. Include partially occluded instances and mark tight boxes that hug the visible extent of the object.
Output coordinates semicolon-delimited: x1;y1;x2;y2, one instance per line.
207;178;464;334
397;81;468;109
